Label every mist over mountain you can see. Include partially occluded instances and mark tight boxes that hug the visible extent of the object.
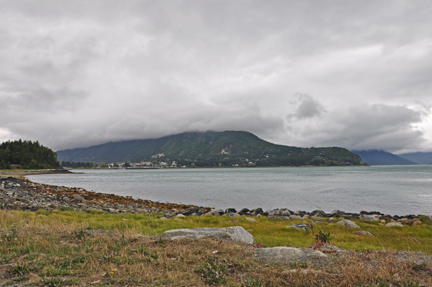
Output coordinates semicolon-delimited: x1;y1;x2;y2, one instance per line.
57;131;365;167
398;152;432;165
351;150;417;166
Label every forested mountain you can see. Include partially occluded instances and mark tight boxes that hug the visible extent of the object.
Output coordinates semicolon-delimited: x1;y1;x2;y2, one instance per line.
57;131;365;167
350;150;417;165
0;140;59;169
398;152;432;164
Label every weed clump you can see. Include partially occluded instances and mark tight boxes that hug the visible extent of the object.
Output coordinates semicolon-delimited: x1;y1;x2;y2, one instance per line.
314;230;331;244
196;257;229;285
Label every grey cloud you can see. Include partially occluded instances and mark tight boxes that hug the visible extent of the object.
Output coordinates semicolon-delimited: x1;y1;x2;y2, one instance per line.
282;104;425;152
0;82;89;117
287;94;325;120
1;1;432;152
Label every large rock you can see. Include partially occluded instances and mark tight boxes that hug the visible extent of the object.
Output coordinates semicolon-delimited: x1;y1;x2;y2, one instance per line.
287;223;313;231
311;210;327;218
206;209;224;216
360;214;380;222
354;230;374;237
255;247;327;264
336;219;360;229
158;226;254;244
386;222;404;227
268;208;292;219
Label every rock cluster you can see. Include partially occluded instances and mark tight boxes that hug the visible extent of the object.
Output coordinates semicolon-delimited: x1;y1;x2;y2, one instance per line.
158;226;328;264
263;208;427;226
0;177;210;215
0;177;430;225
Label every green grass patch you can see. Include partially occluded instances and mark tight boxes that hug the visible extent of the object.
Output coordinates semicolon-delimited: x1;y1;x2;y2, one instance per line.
1;209;432;253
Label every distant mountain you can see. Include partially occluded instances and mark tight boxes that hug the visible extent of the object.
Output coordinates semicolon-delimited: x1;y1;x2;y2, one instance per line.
398;152;432;164
57;131;366;167
351;150;417;165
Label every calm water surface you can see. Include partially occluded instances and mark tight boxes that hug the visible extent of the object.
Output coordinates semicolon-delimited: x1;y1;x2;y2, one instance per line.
27;165;432;215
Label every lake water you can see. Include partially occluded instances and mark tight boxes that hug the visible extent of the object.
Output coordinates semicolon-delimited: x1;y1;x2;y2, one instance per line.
27;165;432;216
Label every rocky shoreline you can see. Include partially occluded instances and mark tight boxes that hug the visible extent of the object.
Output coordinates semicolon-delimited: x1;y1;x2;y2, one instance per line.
0;176;431;225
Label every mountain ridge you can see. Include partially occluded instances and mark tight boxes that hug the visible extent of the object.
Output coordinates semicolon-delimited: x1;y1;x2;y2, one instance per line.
350;150;417;166
397;152;432;164
57;131;366;167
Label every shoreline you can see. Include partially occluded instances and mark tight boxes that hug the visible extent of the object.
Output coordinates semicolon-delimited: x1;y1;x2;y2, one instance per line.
0;169;73;179
0;172;430;223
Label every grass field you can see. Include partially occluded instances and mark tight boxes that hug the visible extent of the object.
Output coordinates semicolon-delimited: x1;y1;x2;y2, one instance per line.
1;209;431;286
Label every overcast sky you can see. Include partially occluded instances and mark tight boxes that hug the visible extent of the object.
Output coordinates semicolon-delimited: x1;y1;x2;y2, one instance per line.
1;1;432;153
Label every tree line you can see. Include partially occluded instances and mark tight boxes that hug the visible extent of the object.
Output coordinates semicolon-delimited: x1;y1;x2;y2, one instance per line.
0;140;59;169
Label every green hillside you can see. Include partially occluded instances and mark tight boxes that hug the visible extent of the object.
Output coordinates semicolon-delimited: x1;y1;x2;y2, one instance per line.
57;131;365;167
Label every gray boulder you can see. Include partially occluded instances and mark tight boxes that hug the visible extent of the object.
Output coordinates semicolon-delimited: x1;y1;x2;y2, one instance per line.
289;215;302;220
225;212;240;218
244;217;256;222
206;209;224;216
360;214;380;222
255;247;327;264
311;210;327;218
336;219;360;229
386;222;403;227
287;223;313;231
354;230;374;237
73;194;85;202
158;226;254;245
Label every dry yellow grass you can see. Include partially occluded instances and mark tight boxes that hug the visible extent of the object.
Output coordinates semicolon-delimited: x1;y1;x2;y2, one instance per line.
1;209;432;286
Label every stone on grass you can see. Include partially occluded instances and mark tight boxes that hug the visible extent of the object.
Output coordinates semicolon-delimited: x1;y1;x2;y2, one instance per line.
360;214;380;222
244;217;256;222
226;212;240;218
255;247;327;264
289;215;302;220
336;219;360;229
206;209;223;216
287;223;313;231
354;230;374;237
159;226;254;245
386;222;404;227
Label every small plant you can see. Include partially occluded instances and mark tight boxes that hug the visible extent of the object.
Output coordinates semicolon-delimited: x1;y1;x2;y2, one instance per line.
9;263;29;276
252;241;266;248
39;277;76;287
314;230;331;244
243;276;264;287
153;237;165;246
72;230;88;240
196;257;229;285
135;245;150;255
